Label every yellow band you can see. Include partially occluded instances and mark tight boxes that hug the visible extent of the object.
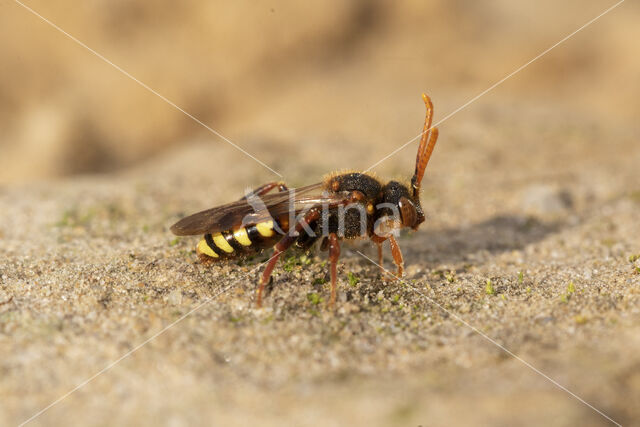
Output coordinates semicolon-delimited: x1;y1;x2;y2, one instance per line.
197;238;219;258
233;227;252;246
212;233;234;253
256;221;275;237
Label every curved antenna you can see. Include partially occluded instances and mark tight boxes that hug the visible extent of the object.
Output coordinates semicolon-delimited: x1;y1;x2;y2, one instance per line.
411;93;439;198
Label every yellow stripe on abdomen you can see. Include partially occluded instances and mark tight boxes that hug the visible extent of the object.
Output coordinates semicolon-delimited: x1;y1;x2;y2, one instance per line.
197;222;279;261
212;233;234;253
233;227;252;246
197;238;219;258
256;220;275;237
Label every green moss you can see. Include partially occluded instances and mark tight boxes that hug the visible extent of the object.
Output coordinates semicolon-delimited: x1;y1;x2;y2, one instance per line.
518;271;524;284
629;254;640;263
55;207;95;228
445;272;455;283
299;254;312;265
313;277;327;286
347;272;359;287
485;279;495;296
392;294;400;303
284;253;314;272
307;292;323;305
432;270;444;278
559;281;576;303
283;256;296;272
526;286;532;294
169;237;179;246
574;315;588;324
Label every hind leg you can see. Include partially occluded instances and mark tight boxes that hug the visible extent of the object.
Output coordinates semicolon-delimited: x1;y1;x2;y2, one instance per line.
388;235;404;277
377;242;384;268
370;234;386;274
240;181;288;200
256;208;320;307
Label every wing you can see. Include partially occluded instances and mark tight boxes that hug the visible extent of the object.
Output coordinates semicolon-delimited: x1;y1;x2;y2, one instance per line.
170;183;352;236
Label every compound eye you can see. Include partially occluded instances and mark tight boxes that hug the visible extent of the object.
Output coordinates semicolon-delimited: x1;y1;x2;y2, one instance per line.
399;197;417;228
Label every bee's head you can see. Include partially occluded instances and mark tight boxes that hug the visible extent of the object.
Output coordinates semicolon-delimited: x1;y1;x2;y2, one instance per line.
374;94;438;235
376;181;424;231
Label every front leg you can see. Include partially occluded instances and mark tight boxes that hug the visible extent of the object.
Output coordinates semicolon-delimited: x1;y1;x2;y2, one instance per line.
388;235;404;277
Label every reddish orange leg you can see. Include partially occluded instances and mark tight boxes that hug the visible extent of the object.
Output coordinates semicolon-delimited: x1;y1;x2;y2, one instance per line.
241;181;288;200
388;235;404;277
256;208;320;307
376;242;384;268
327;233;341;309
370;234;387;274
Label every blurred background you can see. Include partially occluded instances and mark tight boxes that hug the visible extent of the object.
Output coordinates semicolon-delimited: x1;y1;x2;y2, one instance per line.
0;0;637;184
2;2;640;425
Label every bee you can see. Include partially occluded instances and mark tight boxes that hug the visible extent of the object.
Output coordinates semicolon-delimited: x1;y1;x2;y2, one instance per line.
171;94;439;308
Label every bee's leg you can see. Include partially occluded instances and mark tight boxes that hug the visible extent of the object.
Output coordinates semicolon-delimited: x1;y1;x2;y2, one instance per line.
370;234;387;273
320;236;330;251
388;235;404;277
240;181;289;200
327;233;341;308
256;208;321;307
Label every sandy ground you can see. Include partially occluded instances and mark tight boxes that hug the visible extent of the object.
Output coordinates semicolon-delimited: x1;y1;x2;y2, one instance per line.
1;92;639;426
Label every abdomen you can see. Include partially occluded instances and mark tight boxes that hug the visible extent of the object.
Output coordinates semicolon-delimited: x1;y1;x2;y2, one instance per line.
196;220;282;261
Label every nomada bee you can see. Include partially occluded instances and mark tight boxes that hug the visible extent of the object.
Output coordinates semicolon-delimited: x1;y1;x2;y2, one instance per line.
171;94;440;307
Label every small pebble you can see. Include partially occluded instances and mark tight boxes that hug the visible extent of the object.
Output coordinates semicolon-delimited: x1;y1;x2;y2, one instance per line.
167;289;183;306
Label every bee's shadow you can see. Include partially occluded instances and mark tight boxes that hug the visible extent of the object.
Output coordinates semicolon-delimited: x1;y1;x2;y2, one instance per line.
400;215;563;267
